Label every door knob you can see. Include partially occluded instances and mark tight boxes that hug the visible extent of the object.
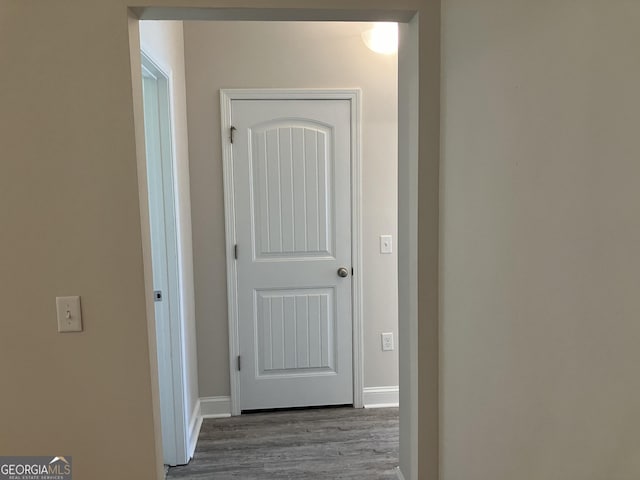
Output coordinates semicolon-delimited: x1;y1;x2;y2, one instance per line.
337;267;349;278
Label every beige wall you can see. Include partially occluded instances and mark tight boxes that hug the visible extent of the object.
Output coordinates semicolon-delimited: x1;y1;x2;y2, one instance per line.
0;5;160;479
139;19;200;433
441;1;640;479
184;21;399;397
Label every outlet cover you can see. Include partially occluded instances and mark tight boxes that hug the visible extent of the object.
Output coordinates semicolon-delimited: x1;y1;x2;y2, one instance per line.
381;332;394;351
380;235;393;254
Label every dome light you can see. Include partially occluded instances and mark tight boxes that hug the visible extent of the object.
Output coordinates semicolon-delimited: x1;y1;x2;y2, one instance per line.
361;23;398;55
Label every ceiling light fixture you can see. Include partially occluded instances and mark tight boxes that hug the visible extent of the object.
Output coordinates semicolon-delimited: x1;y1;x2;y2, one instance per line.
361;22;399;55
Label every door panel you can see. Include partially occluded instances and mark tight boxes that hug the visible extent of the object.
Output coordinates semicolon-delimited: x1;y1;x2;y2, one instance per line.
232;98;353;411
252;123;333;258
256;288;335;374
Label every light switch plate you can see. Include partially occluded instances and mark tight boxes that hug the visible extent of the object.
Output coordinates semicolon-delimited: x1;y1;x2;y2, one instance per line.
56;296;83;333
381;332;394;351
380;235;393;254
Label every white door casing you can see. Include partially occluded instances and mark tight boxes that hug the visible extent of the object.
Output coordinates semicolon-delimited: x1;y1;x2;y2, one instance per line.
221;89;363;414
141;52;189;466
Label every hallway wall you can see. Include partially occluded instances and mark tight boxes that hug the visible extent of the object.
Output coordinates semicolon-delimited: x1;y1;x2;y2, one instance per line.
441;2;640;479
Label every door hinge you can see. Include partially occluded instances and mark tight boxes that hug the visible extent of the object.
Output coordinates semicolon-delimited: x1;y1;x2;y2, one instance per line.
230;126;237;144
237;355;241;371
352;267;354;276
234;244;238;260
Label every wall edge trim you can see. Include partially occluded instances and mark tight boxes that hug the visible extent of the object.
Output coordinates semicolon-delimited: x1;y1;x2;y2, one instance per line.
187;399;203;459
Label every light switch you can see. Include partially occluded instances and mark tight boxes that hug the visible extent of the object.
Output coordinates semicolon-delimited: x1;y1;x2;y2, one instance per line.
56;296;83;333
380;235;393;254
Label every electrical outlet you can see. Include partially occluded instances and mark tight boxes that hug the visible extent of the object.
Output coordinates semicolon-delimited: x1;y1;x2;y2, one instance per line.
380;235;393;254
381;332;394;351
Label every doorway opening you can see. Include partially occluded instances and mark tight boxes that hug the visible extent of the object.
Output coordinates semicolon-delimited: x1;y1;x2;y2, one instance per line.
130;10;423;480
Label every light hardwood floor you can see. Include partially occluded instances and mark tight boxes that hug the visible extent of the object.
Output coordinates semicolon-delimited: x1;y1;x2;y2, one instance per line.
167;407;399;479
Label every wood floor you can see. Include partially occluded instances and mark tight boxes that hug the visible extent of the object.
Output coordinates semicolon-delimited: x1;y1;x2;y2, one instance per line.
167;407;399;479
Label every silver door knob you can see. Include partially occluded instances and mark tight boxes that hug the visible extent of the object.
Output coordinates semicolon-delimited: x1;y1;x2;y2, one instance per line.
337;267;349;278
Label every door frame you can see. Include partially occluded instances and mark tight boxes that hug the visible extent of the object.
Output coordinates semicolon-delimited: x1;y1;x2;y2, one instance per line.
220;88;363;415
130;11;430;478
141;50;190;465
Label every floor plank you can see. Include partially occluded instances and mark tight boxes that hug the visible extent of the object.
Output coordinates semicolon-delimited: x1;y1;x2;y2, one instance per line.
167;407;399;479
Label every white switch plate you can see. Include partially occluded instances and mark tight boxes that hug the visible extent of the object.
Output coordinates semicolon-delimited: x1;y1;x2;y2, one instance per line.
56;296;83;333
381;332;394;351
380;235;393;254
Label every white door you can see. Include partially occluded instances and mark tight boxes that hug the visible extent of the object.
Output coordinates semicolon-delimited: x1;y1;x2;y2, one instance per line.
231;98;354;411
141;54;188;466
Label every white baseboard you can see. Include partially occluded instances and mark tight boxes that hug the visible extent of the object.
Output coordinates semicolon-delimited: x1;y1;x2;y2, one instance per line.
200;390;395;414
363;386;399;408
200;395;232;418
187;396;230;459
187;400;203;459
395;466;406;480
